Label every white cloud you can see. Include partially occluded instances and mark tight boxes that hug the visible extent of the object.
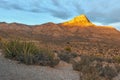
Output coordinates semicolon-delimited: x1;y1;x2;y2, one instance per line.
108;22;120;30
93;22;103;26
93;22;120;30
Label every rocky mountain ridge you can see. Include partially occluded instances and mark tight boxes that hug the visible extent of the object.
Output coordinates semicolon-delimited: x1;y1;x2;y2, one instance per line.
0;14;120;59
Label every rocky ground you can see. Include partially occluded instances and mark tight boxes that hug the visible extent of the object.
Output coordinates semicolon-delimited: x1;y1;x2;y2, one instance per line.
0;53;80;80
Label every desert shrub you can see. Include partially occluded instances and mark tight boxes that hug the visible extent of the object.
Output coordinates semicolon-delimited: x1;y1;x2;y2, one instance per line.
73;55;118;80
115;65;120;73
73;55;106;70
80;71;104;80
33;49;60;67
2;40;39;64
98;65;117;79
0;37;2;49
0;37;2;41
64;46;72;52
2;39;59;66
113;56;120;63
58;51;78;63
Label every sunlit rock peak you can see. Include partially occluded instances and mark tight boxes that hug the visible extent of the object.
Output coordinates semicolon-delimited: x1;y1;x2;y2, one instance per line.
63;14;95;27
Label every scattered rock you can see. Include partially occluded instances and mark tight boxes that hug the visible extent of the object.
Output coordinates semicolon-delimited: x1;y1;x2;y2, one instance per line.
55;60;73;71
72;56;81;63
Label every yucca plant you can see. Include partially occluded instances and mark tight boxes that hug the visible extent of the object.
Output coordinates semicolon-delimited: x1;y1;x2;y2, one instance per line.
2;40;21;58
21;41;39;64
2;39;39;64
2;39;59;66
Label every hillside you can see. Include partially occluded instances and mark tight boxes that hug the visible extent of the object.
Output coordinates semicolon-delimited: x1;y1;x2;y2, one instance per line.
0;15;120;57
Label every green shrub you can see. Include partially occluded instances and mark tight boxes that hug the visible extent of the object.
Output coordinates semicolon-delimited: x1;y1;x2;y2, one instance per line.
2;39;59;66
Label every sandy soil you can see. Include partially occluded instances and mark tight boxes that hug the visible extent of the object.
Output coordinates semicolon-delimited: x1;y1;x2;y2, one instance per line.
0;53;80;80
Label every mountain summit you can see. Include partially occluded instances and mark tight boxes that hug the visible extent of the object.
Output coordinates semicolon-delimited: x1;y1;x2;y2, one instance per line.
62;14;95;27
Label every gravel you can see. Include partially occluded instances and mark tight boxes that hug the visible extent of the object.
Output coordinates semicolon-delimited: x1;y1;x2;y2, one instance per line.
0;53;80;80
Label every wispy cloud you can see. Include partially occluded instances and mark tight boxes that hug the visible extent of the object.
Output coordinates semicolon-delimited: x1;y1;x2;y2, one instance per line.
85;0;120;24
0;0;84;19
0;0;120;25
0;0;26;10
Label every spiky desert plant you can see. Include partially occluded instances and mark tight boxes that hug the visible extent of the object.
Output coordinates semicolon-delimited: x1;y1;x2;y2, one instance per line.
2;39;21;58
2;39;39;64
20;41;39;64
2;39;59;66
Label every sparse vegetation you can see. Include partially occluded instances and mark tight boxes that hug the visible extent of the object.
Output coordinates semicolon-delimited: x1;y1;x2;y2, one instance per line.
0;37;2;49
73;55;120;80
57;50;78;63
2;39;59;66
113;56;120;63
64;46;72;52
33;49;60;67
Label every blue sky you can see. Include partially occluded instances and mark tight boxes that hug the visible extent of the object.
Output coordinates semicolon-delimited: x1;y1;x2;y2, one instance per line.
0;0;120;30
